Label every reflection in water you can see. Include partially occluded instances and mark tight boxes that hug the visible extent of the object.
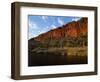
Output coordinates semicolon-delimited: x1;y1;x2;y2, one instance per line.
28;51;87;66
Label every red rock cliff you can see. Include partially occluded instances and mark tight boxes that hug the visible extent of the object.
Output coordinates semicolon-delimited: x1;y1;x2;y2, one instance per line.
34;17;88;42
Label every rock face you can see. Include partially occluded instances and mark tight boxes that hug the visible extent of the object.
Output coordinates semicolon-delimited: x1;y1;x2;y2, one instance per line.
34;18;88;42
29;17;88;49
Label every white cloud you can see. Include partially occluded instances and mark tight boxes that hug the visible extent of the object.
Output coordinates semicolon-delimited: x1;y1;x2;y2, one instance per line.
72;18;81;22
38;29;48;35
41;16;48;21
51;24;57;29
28;20;38;39
57;18;64;25
29;20;38;30
46;26;49;29
28;32;35;39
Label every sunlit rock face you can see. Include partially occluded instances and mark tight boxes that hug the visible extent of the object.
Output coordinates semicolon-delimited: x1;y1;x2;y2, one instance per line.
33;18;87;42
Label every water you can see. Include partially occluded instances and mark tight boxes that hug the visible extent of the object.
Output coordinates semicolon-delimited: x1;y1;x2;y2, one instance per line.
28;51;87;66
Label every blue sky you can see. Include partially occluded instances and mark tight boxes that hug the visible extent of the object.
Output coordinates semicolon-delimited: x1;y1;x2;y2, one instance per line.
28;15;81;39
